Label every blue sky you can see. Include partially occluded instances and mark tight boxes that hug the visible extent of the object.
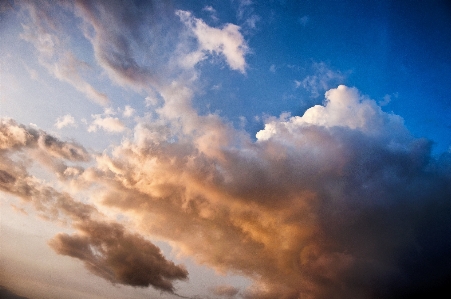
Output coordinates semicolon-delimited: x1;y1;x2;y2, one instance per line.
1;1;451;299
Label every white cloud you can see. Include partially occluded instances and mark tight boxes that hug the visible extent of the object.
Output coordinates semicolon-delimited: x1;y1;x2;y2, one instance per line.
297;62;345;98
257;85;406;140
269;64;276;73
203;6;216;13
177;10;249;73
88;114;125;133
19;5;109;106
123;105;135;118
379;92;398;106
298;15;310;26
55;114;76;129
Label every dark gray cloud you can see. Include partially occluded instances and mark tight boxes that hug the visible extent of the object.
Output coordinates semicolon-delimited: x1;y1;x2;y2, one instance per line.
0;286;31;299
84;86;451;299
72;0;177;90
49;220;188;292
0;118;188;294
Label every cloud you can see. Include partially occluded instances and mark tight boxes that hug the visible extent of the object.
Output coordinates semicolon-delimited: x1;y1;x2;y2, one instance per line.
0;118;188;293
298;15;310;27
72;0;176;91
0;286;30;299
177;10;249;73
297;62;345;98
257;85;406;139
203;6;216;14
0;118;89;162
379;92;398;106
210;285;240;297
88;114;125;133
19;2;109;105
4;2;451;298
49;220;188;292
55;114;77;129
122;105;135;118
81;85;451;299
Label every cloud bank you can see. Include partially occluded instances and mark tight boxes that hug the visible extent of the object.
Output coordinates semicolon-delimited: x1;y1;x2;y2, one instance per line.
68;85;450;299
3;1;451;299
0;118;188;294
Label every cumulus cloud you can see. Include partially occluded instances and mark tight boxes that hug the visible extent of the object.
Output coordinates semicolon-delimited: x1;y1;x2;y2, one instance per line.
55;114;76;129
79;85;451;299
0;118;89;162
49;220;188;292
257;85;406;139
177;10;248;73
122;105;135;118
0;118;188;293
88;114;125;133
4;2;451;298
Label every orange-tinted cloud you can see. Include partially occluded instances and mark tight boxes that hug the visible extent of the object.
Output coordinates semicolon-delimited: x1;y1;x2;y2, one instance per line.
80;86;451;298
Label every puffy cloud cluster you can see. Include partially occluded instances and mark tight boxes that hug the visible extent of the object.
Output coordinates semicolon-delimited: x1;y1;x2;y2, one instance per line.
6;1;451;298
0;118;188;293
81;85;451;299
0;118;89;162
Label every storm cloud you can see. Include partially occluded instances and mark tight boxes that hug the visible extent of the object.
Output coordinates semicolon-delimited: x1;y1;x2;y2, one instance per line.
3;1;451;298
80;85;451;299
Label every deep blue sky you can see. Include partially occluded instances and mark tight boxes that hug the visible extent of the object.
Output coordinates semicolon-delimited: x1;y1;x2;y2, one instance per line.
180;0;451;153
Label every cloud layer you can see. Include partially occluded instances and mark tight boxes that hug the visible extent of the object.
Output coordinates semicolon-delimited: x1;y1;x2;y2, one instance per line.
3;1;451;299
69;85;451;299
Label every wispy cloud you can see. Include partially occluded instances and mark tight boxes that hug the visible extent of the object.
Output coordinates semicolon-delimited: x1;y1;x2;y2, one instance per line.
19;2;109;106
296;62;346;98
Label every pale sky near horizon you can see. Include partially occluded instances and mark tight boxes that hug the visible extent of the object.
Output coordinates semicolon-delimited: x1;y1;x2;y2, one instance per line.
1;1;451;299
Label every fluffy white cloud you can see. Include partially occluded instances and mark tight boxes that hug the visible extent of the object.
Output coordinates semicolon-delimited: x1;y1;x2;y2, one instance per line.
123;105;135;118
257;85;406;140
177;10;248;73
55;114;76;129
88;112;125;133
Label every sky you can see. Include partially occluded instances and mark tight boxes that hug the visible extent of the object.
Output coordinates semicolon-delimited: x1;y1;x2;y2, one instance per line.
1;1;451;299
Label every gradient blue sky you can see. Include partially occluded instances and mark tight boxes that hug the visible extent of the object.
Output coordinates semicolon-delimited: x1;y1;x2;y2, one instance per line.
1;1;451;299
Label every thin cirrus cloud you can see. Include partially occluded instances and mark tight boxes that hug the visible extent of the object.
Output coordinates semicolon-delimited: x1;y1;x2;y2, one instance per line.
19;2;109;106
